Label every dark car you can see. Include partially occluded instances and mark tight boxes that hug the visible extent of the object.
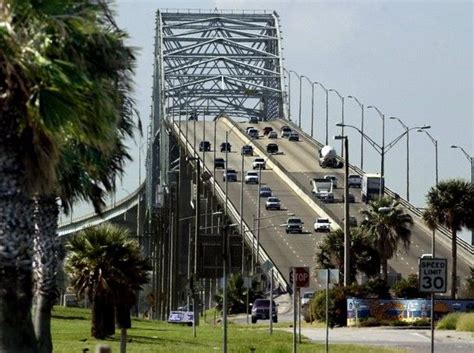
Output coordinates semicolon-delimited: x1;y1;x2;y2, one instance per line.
342;193;355;203
199;140;211;152
280;126;292;138
249;116;259;124
241;145;254;156
214;158;225;169
263;126;273;135
286;217;303;234
251;299;278;324
223;169;237;182
266;143;279;154
220;142;231;152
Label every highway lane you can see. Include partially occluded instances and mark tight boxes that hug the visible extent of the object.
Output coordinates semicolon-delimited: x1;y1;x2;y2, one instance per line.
178;119;330;291
239;119;471;282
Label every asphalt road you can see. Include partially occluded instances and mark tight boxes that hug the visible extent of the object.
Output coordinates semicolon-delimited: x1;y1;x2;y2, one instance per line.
175;118;470;290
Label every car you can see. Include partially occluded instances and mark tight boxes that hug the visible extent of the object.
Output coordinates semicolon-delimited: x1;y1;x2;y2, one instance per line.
342;193;355;203
314;218;331;232
288;132;299;141
286;217;303;234
265;197;281;210
252;158;266;169
249;116;259;124
301;291;314;307
266;143;279;154
259;186;272;197
251;299;278;324
248;128;259;139
214;158;225;169
199;140;211;152
324;175;338;188
244;171;259;184
220;142;231;152
268;131;278;139
246;126;255;133
241;145;254;156
280;126;292;138
343;215;358;227
263;126;273;135
348;174;362;188
223;169;237;182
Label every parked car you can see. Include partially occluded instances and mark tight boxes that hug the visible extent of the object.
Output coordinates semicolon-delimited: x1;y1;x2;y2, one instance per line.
248;128;259;139
285;217;303;234
324;175;338;188
280;126;292;138
244;171;259;184
252;158;266;169
265;197;281;210
223;169;237;182
259;186;272;198
288;132;299;141
241;145;254;156
301;291;314;307
251;299;277;324
199;140;211;152
249;116;259;124
220;142;231;152
263;126;273;135
348;174;362;188
314;218;331;232
214;158;225;169
266;143;279;154
268;131;278;139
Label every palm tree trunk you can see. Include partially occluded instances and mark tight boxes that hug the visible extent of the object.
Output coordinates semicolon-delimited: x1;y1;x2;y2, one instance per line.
0;139;38;353
92;295;107;339
382;258;388;282
451;228;457;299
120;328;127;353
33;196;59;353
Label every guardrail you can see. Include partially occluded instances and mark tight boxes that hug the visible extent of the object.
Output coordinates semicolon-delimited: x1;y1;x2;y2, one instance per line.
284;119;474;258
168;119;289;290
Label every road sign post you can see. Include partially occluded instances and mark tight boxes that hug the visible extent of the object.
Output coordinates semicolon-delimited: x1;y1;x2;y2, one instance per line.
419;257;447;353
289;266;310;353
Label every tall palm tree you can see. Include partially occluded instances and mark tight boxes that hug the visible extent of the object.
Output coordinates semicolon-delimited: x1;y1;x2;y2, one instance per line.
360;196;413;281
423;179;474;299
64;224;150;339
0;2;136;352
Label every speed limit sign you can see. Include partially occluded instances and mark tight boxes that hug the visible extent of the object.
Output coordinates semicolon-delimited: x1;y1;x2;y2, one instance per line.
418;258;447;293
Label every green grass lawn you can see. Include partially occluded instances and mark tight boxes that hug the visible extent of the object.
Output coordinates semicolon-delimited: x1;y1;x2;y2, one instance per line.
52;306;408;353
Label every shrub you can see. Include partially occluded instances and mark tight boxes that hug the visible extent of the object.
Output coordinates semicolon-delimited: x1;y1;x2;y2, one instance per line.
436;312;461;330
391;274;428;299
456;313;474;332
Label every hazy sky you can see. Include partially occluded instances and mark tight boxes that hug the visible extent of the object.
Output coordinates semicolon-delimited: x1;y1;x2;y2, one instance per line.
74;1;472;238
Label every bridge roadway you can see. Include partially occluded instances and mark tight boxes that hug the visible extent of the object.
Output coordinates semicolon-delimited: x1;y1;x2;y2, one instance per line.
177;118;471;291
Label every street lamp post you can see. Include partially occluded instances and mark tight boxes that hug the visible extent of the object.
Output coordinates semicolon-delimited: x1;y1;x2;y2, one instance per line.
302;76;316;138
334;135;350;287
367;105;385;178
315;81;329;145
347;95;365;170
287;70;302;128
329;88;345;157
450;144;474;245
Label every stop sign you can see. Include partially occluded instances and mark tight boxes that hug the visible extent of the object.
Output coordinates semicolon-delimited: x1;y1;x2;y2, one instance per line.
289;267;310;288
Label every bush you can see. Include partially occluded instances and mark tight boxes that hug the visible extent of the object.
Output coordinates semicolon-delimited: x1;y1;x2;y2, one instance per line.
456;313;474;332
437;312;461;330
391;274;428;299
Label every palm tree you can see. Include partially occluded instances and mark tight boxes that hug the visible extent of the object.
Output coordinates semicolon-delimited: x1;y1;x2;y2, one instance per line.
0;2;136;351
360;196;414;281
64;223;150;339
423;179;474;299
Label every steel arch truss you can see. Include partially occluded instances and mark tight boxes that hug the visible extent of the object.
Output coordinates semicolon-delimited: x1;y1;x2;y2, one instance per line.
156;10;286;121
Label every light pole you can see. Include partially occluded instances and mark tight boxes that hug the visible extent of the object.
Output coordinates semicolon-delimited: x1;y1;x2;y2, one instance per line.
301;76;316;137
334;134;350;287
315;81;329;145
389;116;429;202
288;70;302;128
450;144;474;245
367;105;386;177
347;95;365;170
329;88;345;157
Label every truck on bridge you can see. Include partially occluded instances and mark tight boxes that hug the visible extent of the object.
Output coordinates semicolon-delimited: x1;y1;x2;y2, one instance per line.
311;178;334;203
361;174;385;203
318;145;343;168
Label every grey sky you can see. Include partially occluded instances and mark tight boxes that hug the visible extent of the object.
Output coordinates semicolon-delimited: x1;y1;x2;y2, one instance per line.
75;1;472;239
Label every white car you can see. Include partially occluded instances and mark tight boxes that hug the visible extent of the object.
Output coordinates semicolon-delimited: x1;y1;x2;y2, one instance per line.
324;175;338;188
301;291;314;307
265;197;281;210
244;171;259;184
314;218;331;232
348;174;362;188
248;128;259;139
252;158;266;169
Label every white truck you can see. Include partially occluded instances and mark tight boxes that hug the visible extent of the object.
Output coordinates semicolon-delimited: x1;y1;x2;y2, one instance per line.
361;174;385;203
318;145;343;168
311;178;334;202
